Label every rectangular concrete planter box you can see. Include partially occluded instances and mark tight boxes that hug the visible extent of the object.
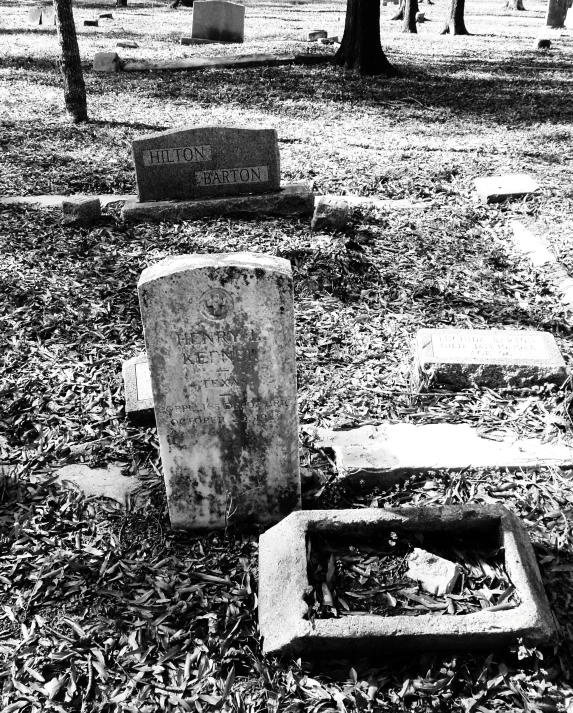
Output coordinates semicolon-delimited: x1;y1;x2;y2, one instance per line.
259;506;555;657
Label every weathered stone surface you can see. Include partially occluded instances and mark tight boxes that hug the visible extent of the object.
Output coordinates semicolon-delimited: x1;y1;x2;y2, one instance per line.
84;18;99;26
122;183;314;223
138;253;300;530
319;36;339;44
259;506;556;656
0;193;136;208
28;6;43;24
132;126;280;203
407;549;461;596
474;174;540;203
311;195;350;231
56;464;139;503
308;29;327;41
117;40;138;48
93;52;121;72
311;422;573;488
192;0;245;42
62;196;101;226
413;328;567;390
123;354;155;425
546;0;568;27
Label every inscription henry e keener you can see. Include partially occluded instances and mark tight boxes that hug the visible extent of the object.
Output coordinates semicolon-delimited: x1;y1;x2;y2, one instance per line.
138;252;301;530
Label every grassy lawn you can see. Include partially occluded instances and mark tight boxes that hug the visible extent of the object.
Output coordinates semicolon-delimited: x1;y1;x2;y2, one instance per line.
2;0;573;710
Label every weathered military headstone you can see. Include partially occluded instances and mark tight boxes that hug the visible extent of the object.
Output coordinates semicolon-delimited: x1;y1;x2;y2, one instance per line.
413;328;567;389
123;354;155;425
28;6;43;24
192;0;245;43
138;253;301;530
132;126;280;203
545;0;568;27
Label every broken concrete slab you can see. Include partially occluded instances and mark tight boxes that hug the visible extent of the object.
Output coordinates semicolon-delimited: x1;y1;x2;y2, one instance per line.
311;423;573;488
56;464;140;503
413;328;568;390
62;196;101;226
259;506;556;656
122;53;333;72
0;193;136;208
407;549;460;596
122;353;155;425
474;174;540;204
311;195;350;231
121;183;314;223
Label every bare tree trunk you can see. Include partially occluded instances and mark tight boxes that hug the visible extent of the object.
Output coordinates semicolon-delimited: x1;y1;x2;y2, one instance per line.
505;0;525;8
54;0;88;122
334;0;396;76
440;0;470;34
402;0;419;31
391;0;405;20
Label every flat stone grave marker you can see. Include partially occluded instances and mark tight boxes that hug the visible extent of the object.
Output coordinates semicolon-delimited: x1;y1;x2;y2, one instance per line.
413;328;567;389
132;126;280;203
474;174;540;204
123;354;155;425
546;0;569;27
28;6;43;23
138;252;301;530
192;0;245;43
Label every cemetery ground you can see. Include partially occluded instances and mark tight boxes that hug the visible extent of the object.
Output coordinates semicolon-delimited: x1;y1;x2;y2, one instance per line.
2;0;573;710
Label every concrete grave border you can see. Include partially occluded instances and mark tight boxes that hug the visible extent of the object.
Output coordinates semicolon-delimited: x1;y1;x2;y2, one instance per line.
259;506;556;657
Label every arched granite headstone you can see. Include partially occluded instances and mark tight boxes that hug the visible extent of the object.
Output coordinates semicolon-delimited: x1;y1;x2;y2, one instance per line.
138;253;300;529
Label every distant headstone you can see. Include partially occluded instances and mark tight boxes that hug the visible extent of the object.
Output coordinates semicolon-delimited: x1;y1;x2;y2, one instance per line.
138;253;301;530
132;126;280;203
474;174;540;204
28;6;43;24
42;5;56;25
192;0;244;42
545;0;568;27
308;29;327;41
62;196;101;226
99;12;114;19
533;37;551;49
93;52;121;72
416;11;425;21
84;18;99;26
413;328;567;389
123;354;155;425
117;40;138;48
311;195;350;231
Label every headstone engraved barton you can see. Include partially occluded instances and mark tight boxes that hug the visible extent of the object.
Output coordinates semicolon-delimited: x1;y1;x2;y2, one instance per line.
132;126;280;203
191;0;245;43
138;253;301;530
413;328;567;389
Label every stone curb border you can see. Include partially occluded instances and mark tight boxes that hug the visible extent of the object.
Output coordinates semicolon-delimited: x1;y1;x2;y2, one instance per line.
511;220;573;307
259;506;556;657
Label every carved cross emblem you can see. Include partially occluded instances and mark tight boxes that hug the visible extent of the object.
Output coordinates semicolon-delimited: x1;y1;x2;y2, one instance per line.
200;288;233;320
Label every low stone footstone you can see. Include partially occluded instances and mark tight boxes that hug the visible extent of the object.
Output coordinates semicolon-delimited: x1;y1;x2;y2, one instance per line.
474;174;540;204
117;40;138;48
510;220;555;266
407;550;460;596
84;18;99;26
259;506;556;656
99;12;114;18
319;36;339;44
28;6;43;24
413;328;567;390
311;195;350;231
62;196;101;226
191;0;245;43
546;0;569;27
56;464;140;503
122;354;155;425
93;52;122;72
308;29;327;41
132;126;280;203
138;253;301;530
311;422;573;488
122;182;314;223
534;37;551;48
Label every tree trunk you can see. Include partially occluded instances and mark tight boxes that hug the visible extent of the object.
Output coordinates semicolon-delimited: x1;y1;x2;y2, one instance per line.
402;0;419;32
391;0;405;20
54;0;88;122
334;0;396;75
505;0;525;8
440;0;470;34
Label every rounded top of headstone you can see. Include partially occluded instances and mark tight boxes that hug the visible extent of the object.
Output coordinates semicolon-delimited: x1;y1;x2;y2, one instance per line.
138;252;291;287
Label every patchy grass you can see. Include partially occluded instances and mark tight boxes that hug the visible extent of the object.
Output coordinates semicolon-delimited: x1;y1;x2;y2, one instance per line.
1;0;573;711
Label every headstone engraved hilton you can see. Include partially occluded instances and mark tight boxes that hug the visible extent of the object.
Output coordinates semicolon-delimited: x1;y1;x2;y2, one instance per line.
138;253;301;530
132;126;280;203
413;328;567;389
